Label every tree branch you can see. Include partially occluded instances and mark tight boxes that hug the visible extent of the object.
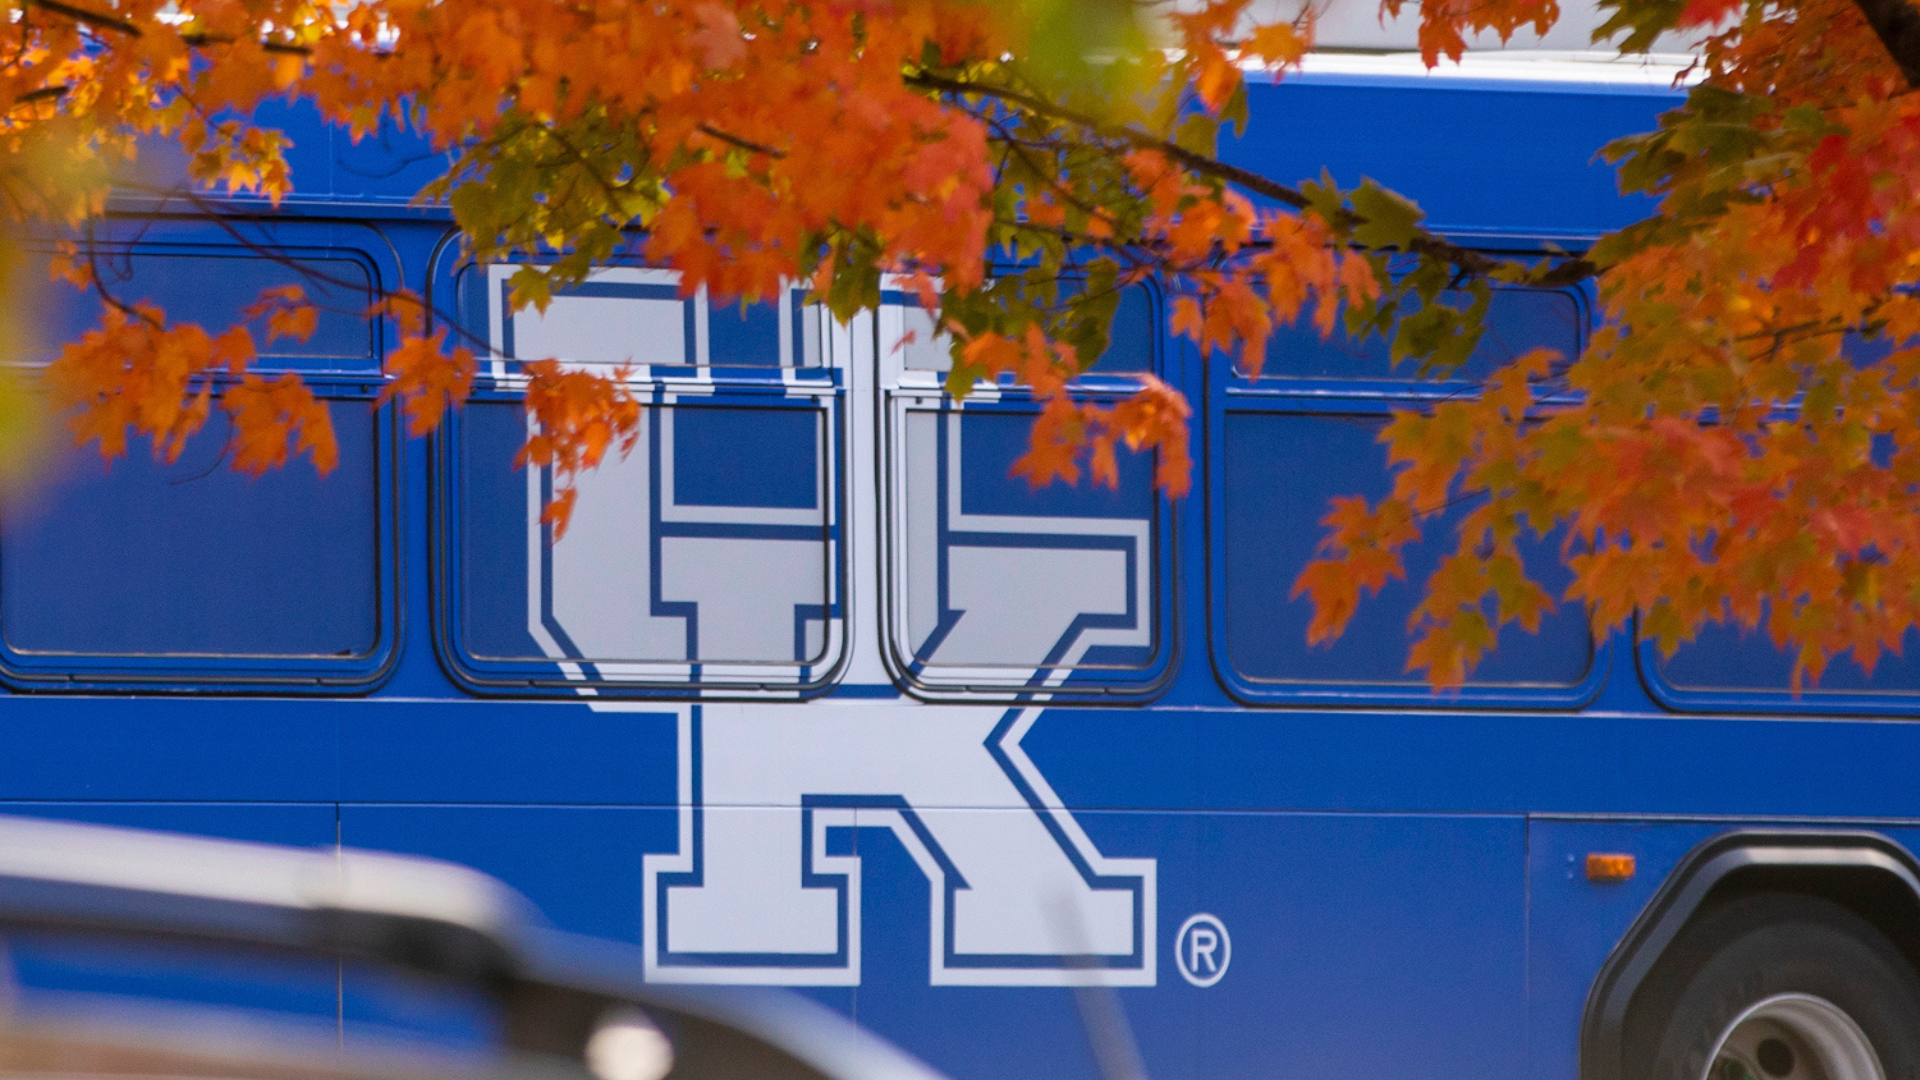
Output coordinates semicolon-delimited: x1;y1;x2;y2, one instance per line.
25;0;140;37
15;84;71;104
179;33;312;55
905;68;1599;288
22;0;314;55
696;123;786;159
907;70;1308;205
1849;0;1920;88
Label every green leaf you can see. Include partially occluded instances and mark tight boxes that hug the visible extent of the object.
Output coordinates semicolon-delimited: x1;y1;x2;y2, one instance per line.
1173;113;1218;158
508;265;554;314
1064;262;1123;371
1221;83;1250;139
1300;169;1347;229
1349;178;1426;250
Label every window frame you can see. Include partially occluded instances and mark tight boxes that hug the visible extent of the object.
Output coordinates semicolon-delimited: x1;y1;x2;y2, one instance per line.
1;222;402;692
430;248;850;699
1203;277;1612;709
1636;616;1920;718
876;276;1180;703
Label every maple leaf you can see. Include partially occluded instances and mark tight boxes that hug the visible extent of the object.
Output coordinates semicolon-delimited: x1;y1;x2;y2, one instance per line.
515;360;642;538
225;373;339;476
688;3;748;70
243;285;319;347
380;330;477;438
1244;22;1309;67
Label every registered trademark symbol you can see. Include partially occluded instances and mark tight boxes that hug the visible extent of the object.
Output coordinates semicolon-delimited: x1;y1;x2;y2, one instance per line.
1174;913;1230;987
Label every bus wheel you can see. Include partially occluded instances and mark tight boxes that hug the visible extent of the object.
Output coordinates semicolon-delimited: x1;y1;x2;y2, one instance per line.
1636;894;1920;1080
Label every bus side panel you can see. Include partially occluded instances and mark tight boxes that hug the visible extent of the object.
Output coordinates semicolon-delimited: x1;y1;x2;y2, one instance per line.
845;810;1526;1080
847;809;1195;1080
1525;820;1727;1080
0;801;335;845
0;699;338;800
337;702;680;804
1188;812;1525;1080
1227;81;1677;236
334;802;1526;1080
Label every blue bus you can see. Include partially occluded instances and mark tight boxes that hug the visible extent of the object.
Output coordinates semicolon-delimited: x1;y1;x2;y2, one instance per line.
7;49;1918;1080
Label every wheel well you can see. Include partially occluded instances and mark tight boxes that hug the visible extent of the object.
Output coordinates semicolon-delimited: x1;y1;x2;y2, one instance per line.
1618;866;1920;1079
1582;830;1920;1080
1697;864;1920;976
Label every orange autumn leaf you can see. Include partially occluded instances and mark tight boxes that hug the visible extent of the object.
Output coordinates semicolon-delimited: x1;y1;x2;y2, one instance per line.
224;372;339;476
379;330;476;438
688;2;749;69
515;359;643;538
44;303;227;465
243;285;320;347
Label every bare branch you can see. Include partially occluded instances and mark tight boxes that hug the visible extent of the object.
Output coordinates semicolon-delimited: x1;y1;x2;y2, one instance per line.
907;70;1309;205
25;0;140;37
22;0;314;56
10;84;71;109
179;32;311;55
696;123;787;159
907;68;1600;288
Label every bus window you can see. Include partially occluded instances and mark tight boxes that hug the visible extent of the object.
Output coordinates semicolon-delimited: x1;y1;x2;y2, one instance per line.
1648;622;1920;704
1257;286;1582;382
38;250;376;372
448;397;838;690
888;406;1164;692
1218;410;1593;691
1644;380;1920;707
0;402;388;681
882;281;1157;376
471;266;823;370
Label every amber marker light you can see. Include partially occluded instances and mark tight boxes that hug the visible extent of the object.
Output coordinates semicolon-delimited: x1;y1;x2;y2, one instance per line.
1586;853;1636;882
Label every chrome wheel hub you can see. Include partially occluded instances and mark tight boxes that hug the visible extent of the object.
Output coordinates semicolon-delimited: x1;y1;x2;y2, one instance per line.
1706;994;1884;1080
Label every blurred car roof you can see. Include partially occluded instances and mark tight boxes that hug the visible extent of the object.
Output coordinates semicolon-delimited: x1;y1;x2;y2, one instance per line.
0;814;951;1080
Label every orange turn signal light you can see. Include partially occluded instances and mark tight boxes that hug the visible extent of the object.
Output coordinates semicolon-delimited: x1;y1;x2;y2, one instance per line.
1586;853;1636;882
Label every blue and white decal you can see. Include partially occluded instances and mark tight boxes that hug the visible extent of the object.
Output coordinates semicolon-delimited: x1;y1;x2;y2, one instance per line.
891;408;1155;690
486;265;823;375
468;274;1160;986
449;265;843;691
634;700;1156;986
530;402;836;681
878;281;1169;697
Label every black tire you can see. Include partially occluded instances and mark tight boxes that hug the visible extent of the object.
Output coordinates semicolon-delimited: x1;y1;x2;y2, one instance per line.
1626;894;1920;1080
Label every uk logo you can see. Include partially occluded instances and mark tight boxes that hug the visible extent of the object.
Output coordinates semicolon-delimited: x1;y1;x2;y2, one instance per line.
498;278;1160;986
631;701;1156;986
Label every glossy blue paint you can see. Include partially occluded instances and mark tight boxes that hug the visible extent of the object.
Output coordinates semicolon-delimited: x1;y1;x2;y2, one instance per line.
337;702;681;804
0;801;336;844
1191;814;1526;1080
674;406;820;509
0;701;340;800
1525;820;1725;1080
1225;78;1682;237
